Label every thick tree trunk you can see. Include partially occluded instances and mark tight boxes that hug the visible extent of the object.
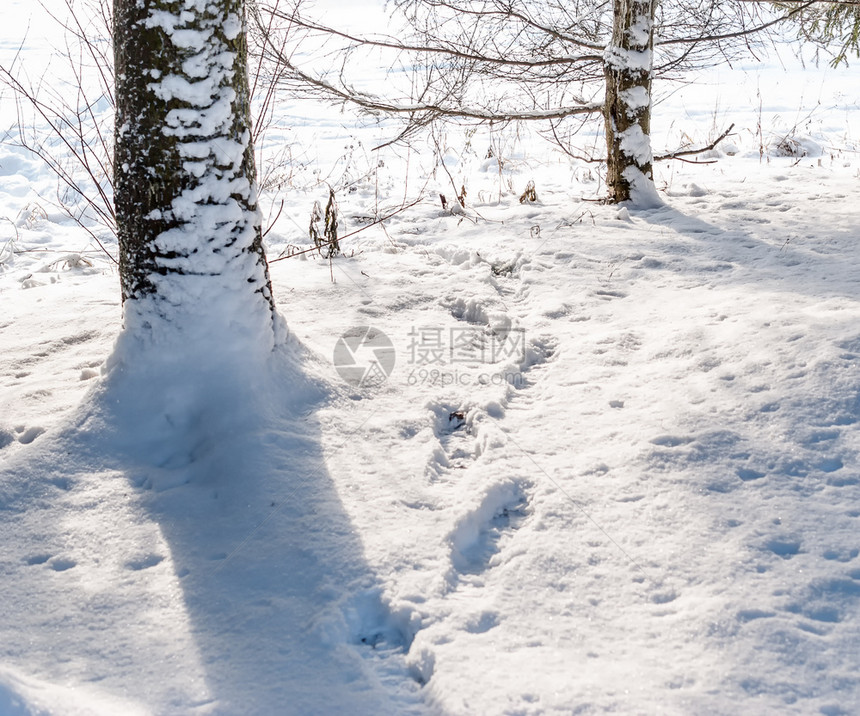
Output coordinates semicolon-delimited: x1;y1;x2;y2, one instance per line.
113;0;275;348
603;0;660;206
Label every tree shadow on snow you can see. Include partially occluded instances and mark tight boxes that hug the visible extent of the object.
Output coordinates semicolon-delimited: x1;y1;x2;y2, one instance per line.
630;200;860;301
0;338;426;715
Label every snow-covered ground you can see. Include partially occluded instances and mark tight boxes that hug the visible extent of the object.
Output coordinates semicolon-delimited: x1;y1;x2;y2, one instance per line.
2;2;860;715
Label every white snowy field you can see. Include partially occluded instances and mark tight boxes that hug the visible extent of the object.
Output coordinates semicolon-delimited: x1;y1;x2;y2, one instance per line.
2;2;860;715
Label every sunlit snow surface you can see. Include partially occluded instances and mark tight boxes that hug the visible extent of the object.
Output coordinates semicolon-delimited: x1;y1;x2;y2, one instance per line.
2;1;860;714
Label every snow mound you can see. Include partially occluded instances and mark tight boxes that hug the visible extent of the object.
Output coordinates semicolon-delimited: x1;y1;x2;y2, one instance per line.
0;666;148;716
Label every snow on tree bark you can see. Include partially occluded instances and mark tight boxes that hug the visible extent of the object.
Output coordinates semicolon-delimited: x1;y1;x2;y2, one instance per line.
113;0;276;352
603;0;661;206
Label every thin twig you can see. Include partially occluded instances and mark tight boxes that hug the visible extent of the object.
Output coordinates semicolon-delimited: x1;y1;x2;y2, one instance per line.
654;123;736;162
269;197;422;263
262;198;285;238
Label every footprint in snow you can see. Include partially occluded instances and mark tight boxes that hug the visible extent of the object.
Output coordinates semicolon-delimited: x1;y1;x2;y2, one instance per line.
650;435;694;448
518;334;557;373
464;610;500;634
817;457;844;473
446;296;490;325
424;406;477;479
593;288;627;300
49;557;77;572
596;332;641;355
15;425;45;445
807;429;840;444
764;537;801;559
342;588;416;654
832;464;859;484
448;488;530;577
650;590;678;605
24;554;52;566
125;554;166;571
737;608;776;622
736;468;766;482
822;548;859;563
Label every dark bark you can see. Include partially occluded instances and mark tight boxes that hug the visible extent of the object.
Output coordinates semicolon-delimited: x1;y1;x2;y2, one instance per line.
603;0;656;204
113;0;274;313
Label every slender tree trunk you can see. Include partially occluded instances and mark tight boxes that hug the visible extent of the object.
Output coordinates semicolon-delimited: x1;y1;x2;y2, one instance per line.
113;0;276;349
603;0;660;206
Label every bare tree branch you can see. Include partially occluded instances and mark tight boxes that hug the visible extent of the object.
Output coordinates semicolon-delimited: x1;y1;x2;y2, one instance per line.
654;123;736;161
265;4;604;69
